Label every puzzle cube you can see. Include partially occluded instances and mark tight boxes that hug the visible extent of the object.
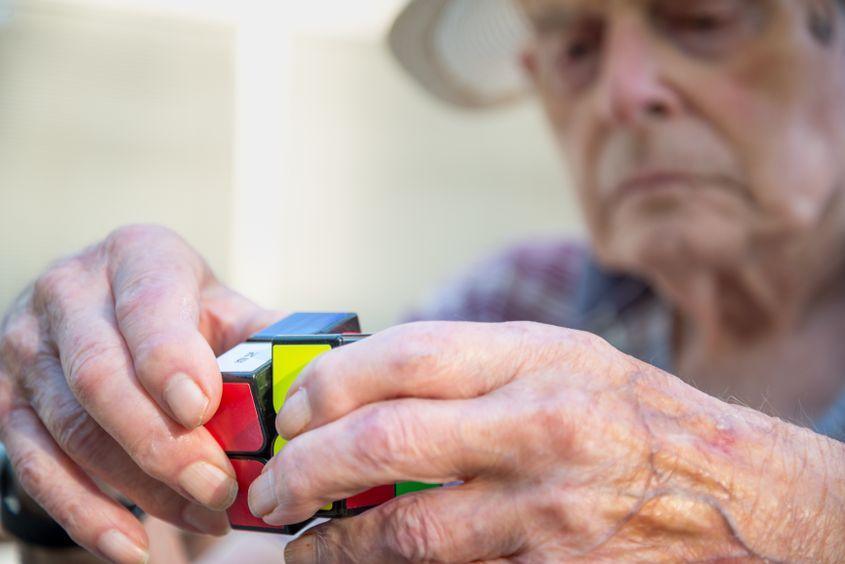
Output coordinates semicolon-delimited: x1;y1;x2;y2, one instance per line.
205;312;439;534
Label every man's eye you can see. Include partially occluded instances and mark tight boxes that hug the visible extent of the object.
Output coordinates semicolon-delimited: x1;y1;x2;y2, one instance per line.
670;13;730;33
566;37;597;61
653;1;766;59
531;14;604;94
562;20;604;63
551;25;603;91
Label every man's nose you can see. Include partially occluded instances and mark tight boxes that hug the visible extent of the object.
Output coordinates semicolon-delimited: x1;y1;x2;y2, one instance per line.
594;20;682;126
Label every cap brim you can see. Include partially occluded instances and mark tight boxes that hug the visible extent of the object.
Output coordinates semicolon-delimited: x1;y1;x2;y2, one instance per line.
387;0;532;109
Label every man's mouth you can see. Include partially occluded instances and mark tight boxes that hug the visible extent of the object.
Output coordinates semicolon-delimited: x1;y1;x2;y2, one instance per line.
608;170;742;206
614;171;696;199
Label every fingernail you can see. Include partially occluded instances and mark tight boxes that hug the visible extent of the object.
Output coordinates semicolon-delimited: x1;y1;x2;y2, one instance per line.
285;535;317;564
164;373;209;428
178;461;238;511
96;529;149;564
182;503;231;536
248;468;277;518
277;388;311;439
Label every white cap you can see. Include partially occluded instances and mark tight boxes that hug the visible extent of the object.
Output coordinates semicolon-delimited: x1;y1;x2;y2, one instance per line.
387;0;533;108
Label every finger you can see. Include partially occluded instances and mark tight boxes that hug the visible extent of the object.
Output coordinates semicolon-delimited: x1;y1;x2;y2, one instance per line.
105;225;221;429
19;342;229;536
33;262;238;512
0;405;150;563
283;485;526;564
276;321;564;440
251;396;519;523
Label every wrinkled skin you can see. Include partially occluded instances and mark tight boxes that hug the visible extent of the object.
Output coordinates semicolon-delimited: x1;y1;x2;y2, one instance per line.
252;322;844;562
0;225;281;562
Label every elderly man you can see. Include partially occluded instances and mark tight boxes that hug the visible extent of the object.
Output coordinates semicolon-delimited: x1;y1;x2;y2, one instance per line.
1;0;845;562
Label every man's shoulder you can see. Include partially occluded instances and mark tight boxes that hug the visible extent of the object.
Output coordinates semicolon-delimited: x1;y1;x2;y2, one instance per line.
491;238;589;277
406;238;591;326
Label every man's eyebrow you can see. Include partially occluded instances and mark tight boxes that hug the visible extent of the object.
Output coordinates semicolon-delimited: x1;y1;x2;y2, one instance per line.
524;5;575;32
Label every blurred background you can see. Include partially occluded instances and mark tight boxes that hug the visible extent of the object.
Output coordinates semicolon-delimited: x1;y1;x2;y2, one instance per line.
0;0;583;333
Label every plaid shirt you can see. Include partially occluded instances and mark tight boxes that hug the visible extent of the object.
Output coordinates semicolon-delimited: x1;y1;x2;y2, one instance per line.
408;238;845;443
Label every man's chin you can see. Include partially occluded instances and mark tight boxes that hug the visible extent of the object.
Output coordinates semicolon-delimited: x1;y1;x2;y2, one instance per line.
596;214;750;277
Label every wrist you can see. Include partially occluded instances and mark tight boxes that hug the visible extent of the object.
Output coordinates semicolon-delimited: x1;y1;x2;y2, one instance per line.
629;375;845;561
740;421;845;562
681;407;845;562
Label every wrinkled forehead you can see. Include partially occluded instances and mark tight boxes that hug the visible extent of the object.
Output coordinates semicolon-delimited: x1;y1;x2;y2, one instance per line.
516;0;799;25
514;0;843;58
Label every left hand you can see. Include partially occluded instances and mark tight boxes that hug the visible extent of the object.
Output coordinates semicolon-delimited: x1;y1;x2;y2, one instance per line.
247;322;844;563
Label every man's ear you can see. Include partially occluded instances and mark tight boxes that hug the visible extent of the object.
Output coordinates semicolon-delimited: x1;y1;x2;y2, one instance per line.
520;47;539;83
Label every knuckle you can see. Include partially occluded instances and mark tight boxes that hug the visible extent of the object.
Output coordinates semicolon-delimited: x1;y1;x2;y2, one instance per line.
501;320;540;333
525;398;577;454
531;494;573;535
275;444;315;506
310;527;345;562
353;405;417;472
130;331;186;380
303;355;342;408
556;326;611;355
383;495;447;561
124;431;170;478
12;447;48;499
0;313;39;370
113;273;164;317
54;404;104;462
303;523;357;563
0;393;12;435
303;354;329;389
106;225;210;290
114;273;198;329
30;260;103;336
49;495;88;535
572;327;611;350
32;261;79;313
528;397;569;429
105;224;173;255
565;330;626;382
64;340;123;405
0;399;29;440
381;325;444;378
526;322;617;372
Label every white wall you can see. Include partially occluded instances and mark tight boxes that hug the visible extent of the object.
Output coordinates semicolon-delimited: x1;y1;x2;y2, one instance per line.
235;35;583;330
0;0;236;310
0;0;584;334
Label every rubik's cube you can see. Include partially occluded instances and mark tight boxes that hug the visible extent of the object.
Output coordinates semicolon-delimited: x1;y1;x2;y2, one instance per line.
205;313;439;534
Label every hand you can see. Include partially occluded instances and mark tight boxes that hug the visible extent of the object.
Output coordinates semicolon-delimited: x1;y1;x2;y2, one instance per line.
0;225;281;563
249;321;845;562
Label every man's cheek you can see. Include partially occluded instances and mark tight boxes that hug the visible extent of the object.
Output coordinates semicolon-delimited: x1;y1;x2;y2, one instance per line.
748;123;838;232
558;124;602;220
568;171;607;249
687;66;837;231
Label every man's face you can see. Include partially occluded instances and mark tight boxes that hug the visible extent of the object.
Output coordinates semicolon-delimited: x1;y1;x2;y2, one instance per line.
520;0;845;276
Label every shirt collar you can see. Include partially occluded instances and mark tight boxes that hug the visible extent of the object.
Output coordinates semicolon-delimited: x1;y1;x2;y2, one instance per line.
574;254;653;326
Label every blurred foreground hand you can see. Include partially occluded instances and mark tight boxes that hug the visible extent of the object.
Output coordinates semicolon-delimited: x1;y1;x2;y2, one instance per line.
0;224;280;563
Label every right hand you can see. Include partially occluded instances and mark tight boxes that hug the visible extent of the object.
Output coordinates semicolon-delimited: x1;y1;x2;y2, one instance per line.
0;224;282;563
